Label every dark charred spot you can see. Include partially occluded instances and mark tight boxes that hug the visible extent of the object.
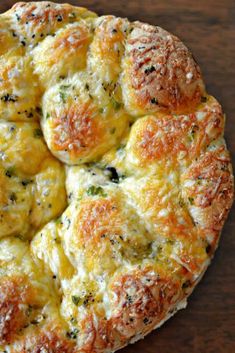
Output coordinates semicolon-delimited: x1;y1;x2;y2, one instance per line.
1;94;18;103
9;192;17;203
150;97;158;105
182;280;191;289
143;317;149;324
21;179;33;187
201;96;207;103
56;14;63;22
106;167;119;183
144;66;156;75
206;244;212;254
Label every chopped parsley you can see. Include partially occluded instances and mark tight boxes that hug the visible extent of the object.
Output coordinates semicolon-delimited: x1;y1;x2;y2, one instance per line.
33;128;43;138
110;127;116;134
59;91;67;103
86;185;107;197
178;198;185;207
111;98;122;110
70;317;78;324
66;328;79;339
9;192;17;202
188;197;194;205
59;85;70;103
190;124;199;139
72;293;94;308
5;167;15;178
68;12;76;19
72;295;81;306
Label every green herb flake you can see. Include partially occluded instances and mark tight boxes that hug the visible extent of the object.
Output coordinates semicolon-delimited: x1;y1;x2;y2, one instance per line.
178;198;185;207
190;124;199;140
110;127;116;134
68;12;76;19
55;217;63;225
33;128;43;138
9;192;17;202
86;185;107;197
60;84;71;90
188;197;194;205
66;328;79;339
111;98;122;110
70;317;78;324
59;85;70;103
5;167;15;178
72;295;81;306
59;91;67;103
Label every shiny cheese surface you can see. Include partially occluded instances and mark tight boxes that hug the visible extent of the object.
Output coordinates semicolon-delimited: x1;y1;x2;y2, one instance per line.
0;121;66;239
0;2;233;353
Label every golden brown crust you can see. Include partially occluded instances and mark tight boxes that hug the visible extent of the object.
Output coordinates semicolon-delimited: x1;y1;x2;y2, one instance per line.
7;1;96;47
0;275;48;345
0;276;30;344
66;267;182;352
181;145;234;250
75;198;122;243
108;267;181;340
0;2;233;353
17;333;75;353
125;96;224;173
122;22;205;115
51;103;101;158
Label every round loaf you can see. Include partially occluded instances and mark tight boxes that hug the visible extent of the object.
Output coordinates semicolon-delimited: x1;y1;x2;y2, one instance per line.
0;2;233;352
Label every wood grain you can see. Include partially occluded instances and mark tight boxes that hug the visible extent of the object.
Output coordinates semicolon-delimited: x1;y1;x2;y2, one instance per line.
0;1;234;352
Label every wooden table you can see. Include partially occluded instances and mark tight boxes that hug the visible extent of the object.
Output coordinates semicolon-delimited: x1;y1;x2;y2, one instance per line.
1;1;234;352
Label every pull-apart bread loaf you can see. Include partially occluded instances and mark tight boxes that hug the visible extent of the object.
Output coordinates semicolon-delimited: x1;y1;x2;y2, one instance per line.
0;2;233;352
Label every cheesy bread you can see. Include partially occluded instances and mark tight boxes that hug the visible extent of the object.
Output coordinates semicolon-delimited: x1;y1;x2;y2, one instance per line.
0;2;233;352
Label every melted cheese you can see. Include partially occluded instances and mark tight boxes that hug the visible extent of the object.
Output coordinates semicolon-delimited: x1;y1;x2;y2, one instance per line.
0;121;66;238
